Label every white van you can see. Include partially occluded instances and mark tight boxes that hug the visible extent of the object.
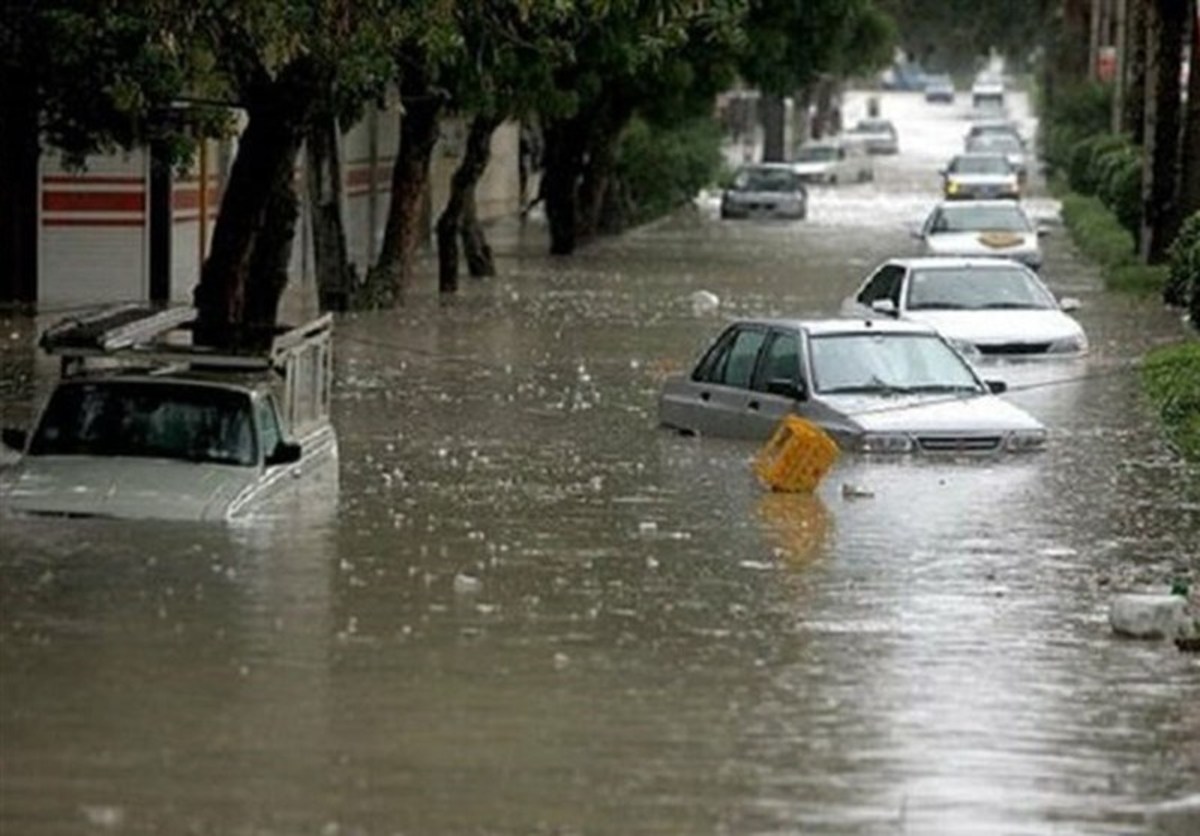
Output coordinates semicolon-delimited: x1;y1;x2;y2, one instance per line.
791;137;874;185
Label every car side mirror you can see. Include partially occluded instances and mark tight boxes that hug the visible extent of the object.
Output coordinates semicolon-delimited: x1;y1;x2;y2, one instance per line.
1058;296;1082;312
870;298;899;317
986;380;1008;394
2;427;27;451
1036;226;1050;238
766;378;807;401
938;168;947;177
265;440;302;466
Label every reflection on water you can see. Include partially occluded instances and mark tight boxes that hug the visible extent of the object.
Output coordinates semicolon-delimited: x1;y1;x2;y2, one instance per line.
2;90;1199;834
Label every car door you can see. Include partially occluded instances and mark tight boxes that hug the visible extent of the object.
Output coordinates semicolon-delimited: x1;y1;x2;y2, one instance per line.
746;327;807;437
676;324;768;437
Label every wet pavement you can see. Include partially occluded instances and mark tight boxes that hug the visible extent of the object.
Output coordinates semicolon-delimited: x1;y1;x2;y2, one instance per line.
2;90;1199;835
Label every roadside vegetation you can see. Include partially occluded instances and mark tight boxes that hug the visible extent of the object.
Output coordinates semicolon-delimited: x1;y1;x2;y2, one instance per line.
1142;342;1200;461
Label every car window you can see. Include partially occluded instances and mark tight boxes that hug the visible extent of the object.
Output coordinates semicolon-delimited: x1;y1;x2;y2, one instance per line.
753;330;801;391
933;204;1031;233
256;395;283;460
907;267;1056;310
857;265;905;304
691;328;736;382
718;328;768;388
809;333;980;393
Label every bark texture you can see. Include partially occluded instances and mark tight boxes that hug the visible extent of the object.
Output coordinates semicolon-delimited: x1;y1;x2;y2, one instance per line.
760;94;786;161
1180;0;1200;218
1140;0;1186;263
436;114;500;293
374;79;443;301
542;115;586;255
306;116;356;312
0;67;39;305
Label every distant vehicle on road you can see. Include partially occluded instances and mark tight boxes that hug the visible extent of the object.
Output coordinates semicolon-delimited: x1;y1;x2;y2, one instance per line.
791;138;874;184
964;132;1028;182
880;62;927;91
842;257;1088;359
720;164;808;220
658;317;1046;454
0;306;338;521
915;199;1045;271
923;74;956;103
971;74;1005;110
941;153;1021;201
846;118;900;155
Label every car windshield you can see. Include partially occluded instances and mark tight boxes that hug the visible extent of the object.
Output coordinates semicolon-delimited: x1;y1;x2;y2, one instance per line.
950;155;1011;175
795;146;837;162
809;333;981;395
733;167;800;192
930;204;1032;233
969;134;1022;152
855;120;893;134
29;381;258;466
907;267;1057;310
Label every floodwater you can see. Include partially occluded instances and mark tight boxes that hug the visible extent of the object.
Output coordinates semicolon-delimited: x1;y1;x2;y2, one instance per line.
2;91;1199;835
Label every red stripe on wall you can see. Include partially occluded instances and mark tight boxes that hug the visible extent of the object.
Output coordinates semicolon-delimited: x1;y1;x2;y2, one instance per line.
43;191;145;213
43;217;146;228
43;175;145;186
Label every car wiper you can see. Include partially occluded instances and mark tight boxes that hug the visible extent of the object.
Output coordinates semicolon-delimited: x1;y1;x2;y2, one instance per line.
823;378;914;396
907;384;981;394
980;302;1041;309
909;302;965;309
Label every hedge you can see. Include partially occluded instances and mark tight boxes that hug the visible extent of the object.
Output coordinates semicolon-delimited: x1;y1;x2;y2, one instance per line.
1142;341;1200;461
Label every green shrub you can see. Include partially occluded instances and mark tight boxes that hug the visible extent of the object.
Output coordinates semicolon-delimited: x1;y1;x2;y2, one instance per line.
1164;212;1200;315
614;115;724;227
1095;145;1142;238
1068;134;1127;195
1060;192;1137;268
1142;341;1200;461
1107;263;1168;294
1041;82;1113;173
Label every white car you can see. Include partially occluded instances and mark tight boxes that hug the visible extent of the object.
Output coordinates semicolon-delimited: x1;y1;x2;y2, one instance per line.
791;138;873;185
941;153;1021;200
915;200;1045;271
658;317;1046;453
842;257;1088;358
846;119;899;155
965;132;1029;182
0;306;338;521
720;163;808;219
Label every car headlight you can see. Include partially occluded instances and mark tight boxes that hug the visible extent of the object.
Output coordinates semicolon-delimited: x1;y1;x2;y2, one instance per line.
1005;429;1047;452
859;432;915;453
1046;334;1088;354
946;181;959;195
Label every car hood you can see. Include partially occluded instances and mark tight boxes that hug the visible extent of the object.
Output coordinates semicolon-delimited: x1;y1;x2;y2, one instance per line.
925;231;1038;255
948;173;1017;186
0;456;259;521
818;391;1043;434
792;161;834;175
725;189;803;202
905;309;1084;345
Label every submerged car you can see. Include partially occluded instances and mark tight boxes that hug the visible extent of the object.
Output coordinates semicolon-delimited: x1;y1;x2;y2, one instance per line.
846;118;899;155
923;74;956;103
842;257;1088;358
941;153;1020;200
658;317;1046;453
915;200;1044;271
720;163;808;219
791;138;873;185
0;306;337;521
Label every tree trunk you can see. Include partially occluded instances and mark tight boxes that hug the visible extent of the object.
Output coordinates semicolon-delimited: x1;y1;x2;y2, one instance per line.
760;93;785;161
1113;0;1128;133
194;58;318;339
1180;0;1200;218
305;116;356;312
1140;0;1186;263
436;114;500;293
578;105;630;239
0;67;39;305
374;82;442;300
542;115;586;255
1124;0;1148;142
461;190;495;278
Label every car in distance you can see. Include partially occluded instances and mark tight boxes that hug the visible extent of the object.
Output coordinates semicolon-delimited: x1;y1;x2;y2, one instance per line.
720;163;808;220
846;118;899;155
657;317;1046;453
965;132;1028;182
914;200;1045;271
923;73;955;103
0;306;338;521
842;257;1088;358
791;138;873;184
941;153;1020;200
965;119;1025;148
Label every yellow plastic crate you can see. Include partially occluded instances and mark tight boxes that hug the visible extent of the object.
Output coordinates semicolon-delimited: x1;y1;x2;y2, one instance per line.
753;415;840;493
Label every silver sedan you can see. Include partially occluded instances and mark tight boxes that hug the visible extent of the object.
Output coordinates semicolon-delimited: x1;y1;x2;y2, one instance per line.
658;318;1046;454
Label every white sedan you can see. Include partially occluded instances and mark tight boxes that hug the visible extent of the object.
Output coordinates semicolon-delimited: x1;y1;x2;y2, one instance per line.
842;257;1087;358
915;200;1045;271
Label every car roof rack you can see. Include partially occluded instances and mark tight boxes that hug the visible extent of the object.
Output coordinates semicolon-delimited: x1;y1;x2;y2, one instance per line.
41;305;332;376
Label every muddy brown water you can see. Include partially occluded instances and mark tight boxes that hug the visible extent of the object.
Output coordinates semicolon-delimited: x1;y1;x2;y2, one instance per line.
2;91;1198;835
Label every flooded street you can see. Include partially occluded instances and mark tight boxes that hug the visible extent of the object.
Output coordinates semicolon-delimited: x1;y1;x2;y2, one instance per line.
3;91;1199;834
